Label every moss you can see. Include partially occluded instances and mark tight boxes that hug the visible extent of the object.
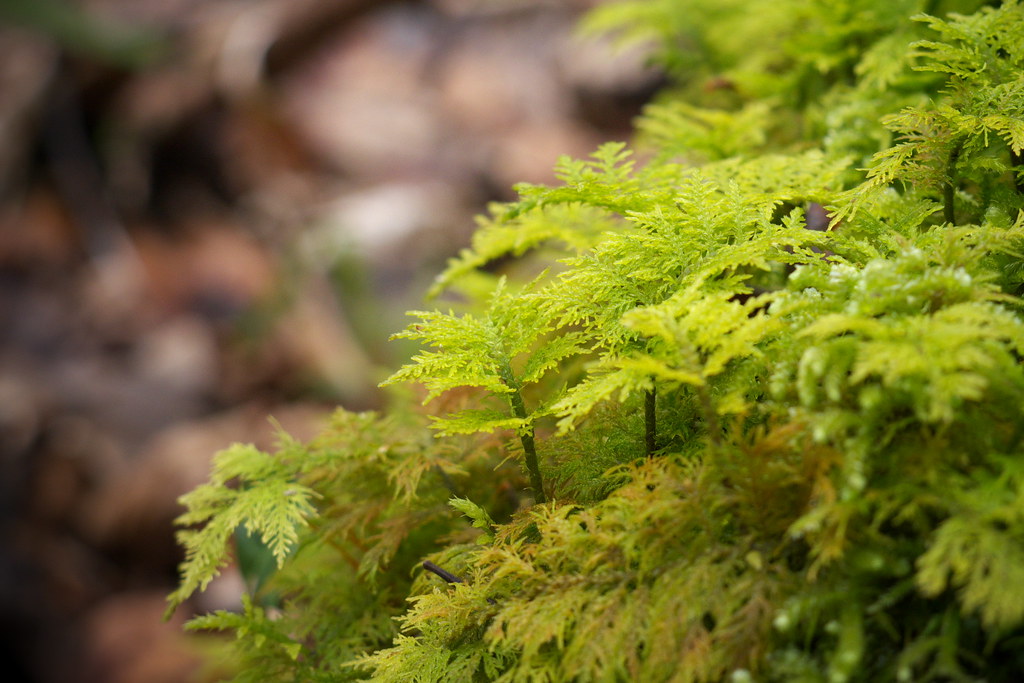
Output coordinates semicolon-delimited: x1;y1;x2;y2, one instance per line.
171;2;1024;680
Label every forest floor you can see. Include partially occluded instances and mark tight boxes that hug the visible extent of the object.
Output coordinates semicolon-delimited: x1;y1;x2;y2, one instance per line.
0;1;661;680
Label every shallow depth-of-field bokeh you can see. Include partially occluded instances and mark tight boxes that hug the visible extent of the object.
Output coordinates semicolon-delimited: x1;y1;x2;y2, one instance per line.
0;1;663;680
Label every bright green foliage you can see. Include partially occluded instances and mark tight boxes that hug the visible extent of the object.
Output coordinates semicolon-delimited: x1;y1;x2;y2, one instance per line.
168;410;525;680
635;101;773;163
382;277;588;502
383;278;583;417
449;497;497;545
834;1;1024;225
171;1;1024;681
168;442;319;615
186;596;305;681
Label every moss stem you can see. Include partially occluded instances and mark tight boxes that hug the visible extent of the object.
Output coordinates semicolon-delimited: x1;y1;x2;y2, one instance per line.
508;388;545;503
696;382;721;448
944;143;962;225
1011;148;1023;196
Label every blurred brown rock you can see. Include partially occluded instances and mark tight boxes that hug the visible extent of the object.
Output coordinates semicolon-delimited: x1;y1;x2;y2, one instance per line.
435;18;573;133
557;32;666;131
80;591;204;683
317;179;473;264
489;120;602;189
133;222;276;317
281;5;444;179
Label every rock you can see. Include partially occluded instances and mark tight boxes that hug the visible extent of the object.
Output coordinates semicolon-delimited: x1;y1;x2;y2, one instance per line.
79;591;204;683
132;220;277;319
132;315;220;395
487;120;603;190
557;32;666;132
312;180;472;264
280;5;445;178
434;17;573;133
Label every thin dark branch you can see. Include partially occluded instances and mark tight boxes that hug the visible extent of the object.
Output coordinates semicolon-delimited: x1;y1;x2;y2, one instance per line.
423;561;463;584
422;561;498;605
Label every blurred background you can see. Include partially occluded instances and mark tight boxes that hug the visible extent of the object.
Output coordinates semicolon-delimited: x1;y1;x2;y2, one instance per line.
0;0;663;680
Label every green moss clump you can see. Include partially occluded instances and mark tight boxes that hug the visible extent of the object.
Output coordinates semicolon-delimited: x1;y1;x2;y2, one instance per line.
170;1;1024;680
